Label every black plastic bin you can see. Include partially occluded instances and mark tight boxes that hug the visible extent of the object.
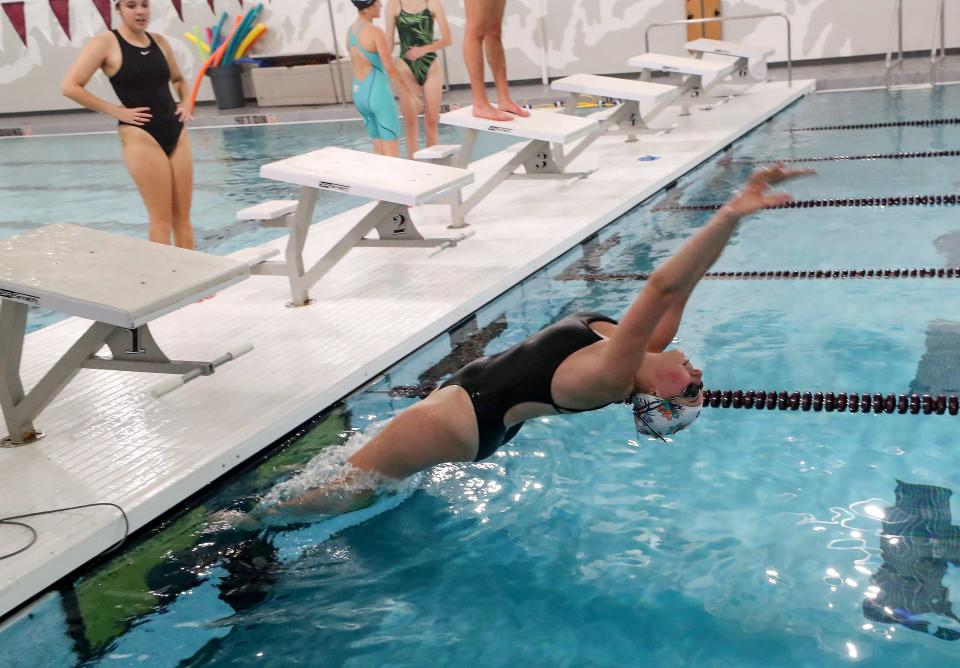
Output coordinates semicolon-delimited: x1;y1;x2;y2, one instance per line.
208;64;245;109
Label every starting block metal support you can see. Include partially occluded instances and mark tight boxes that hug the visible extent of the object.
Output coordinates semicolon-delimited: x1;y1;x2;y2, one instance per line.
0;300;216;446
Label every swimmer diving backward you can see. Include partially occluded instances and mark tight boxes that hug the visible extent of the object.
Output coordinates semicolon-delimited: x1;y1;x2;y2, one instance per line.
246;164;815;523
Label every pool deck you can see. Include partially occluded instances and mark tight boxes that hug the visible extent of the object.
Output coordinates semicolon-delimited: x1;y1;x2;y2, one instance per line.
0;78;814;620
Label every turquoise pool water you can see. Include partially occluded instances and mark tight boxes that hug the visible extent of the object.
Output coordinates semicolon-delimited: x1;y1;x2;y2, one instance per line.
4;85;960;666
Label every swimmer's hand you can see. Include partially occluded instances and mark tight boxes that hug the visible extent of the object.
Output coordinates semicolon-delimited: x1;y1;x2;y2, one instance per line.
115;105;152;126
176;103;194;123
405;45;430;61
722;163;816;218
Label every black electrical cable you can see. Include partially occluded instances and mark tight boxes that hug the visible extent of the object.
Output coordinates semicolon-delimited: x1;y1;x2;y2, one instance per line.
0;503;129;560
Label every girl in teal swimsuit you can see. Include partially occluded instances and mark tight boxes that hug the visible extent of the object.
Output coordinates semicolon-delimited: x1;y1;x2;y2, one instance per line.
386;0;452;158
348;0;419;157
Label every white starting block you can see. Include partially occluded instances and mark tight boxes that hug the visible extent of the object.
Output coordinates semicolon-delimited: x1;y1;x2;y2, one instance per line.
434;105;598;228
550;73;680;160
252;146;474;306
0;224;252;446
628;52;736;115
412;144;462;166
686;38;774;82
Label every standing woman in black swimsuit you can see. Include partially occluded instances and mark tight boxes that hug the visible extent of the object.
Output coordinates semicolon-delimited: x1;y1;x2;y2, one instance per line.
63;0;194;249
385;0;452;158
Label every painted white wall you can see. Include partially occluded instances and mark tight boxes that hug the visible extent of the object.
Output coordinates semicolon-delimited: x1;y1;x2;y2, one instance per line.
0;0;957;115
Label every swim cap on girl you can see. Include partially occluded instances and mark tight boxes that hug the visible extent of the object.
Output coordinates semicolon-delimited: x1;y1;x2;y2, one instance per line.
631;393;702;440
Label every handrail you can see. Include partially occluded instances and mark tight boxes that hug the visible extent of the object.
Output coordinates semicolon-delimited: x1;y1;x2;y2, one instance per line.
884;0;904;88
931;0;947;85
887;0;948;89
644;12;792;86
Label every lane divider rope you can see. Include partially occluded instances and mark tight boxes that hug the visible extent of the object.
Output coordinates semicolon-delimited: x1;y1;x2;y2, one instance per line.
702;389;959;415
658;193;960;212
558;267;960;282
791;118;960;132
730;149;960;164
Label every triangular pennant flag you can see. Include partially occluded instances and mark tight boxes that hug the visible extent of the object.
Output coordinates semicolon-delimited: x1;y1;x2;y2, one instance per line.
2;2;27;46
49;0;70;40
91;0;111;29
207;0;215;13
238;0;243;7
170;0;182;21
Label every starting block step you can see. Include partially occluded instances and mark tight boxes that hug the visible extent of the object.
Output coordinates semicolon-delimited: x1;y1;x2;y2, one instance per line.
226;246;280;268
236;200;299;223
414;144;462;161
686;38;775;61
628;52;736;78
551;74;678;106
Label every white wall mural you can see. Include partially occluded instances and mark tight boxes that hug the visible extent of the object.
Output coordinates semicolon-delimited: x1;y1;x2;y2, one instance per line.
0;0;957;115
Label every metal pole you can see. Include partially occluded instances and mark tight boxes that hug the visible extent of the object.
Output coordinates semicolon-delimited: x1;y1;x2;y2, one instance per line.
327;0;348;106
931;0;946;85
538;0;549;85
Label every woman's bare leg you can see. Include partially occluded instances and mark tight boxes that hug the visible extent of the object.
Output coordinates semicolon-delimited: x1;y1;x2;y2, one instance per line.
372;138;385;155
348;386;479;479
119;127;174;244
249;387;479;522
395;59;422;158
168;129;195;250
422;57;445;148
483;0;528;117
380;139;400;158
464;0;512;121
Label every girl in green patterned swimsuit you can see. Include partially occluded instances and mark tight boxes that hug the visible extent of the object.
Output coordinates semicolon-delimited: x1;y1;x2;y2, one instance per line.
386;0;452;158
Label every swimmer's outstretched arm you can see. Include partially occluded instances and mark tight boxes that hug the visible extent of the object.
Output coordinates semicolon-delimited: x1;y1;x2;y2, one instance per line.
603;165;815;373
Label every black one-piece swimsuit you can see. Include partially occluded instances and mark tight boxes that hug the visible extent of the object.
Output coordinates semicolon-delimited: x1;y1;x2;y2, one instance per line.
440;312;618;461
109;30;183;156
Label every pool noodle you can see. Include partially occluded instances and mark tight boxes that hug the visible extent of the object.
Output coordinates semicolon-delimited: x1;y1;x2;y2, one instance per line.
210;11;228;52
185;32;210;55
222;5;262;67
234;24;266;60
187;16;242;116
212;16;243;67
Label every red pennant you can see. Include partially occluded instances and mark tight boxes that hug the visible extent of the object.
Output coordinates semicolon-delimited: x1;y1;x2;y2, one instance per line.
238;0;243;7
49;0;70;39
2;2;27;46
91;0;111;29
170;0;182;20
207;0;215;12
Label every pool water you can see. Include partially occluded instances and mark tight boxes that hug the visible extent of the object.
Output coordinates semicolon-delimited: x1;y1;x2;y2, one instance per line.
4;85;960;667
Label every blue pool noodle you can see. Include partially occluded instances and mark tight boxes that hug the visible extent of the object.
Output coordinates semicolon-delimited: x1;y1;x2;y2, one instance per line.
222;4;263;67
211;11;229;52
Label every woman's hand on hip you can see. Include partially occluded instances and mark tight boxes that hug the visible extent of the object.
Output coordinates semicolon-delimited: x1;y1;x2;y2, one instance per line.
405;45;429;61
176;103;193;123
114;106;152;125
